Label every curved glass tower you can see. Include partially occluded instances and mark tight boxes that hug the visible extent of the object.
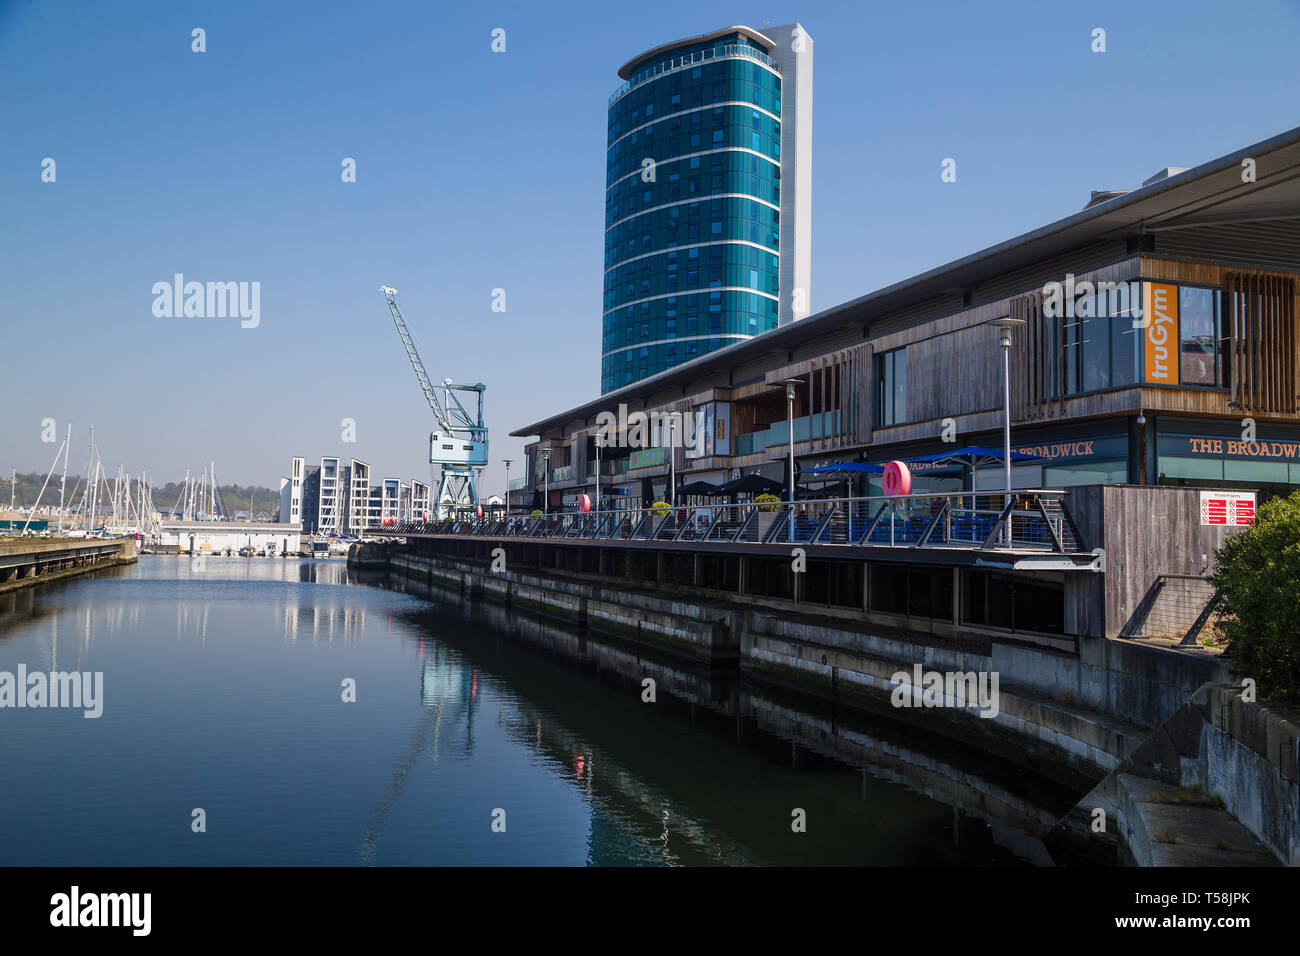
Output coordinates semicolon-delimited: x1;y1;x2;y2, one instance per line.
602;24;812;393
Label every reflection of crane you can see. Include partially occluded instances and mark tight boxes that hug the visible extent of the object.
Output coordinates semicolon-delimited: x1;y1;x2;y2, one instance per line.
358;647;479;863
380;286;488;519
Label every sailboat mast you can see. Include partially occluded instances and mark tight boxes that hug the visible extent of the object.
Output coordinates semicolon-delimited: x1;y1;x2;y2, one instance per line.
56;423;71;536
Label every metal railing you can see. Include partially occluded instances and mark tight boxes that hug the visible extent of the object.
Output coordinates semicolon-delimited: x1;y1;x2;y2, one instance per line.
609;43;781;108
391;490;1086;554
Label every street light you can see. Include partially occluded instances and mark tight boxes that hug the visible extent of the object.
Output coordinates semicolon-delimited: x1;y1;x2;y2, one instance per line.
778;377;805;542
542;449;551;516
989;317;1025;545
667;416;675;506
502;459;513;516
593;434;601;516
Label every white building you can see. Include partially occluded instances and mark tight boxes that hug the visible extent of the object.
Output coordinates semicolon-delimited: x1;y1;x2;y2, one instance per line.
161;520;301;555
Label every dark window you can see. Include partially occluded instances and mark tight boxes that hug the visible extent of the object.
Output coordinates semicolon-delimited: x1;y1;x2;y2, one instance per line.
873;347;908;427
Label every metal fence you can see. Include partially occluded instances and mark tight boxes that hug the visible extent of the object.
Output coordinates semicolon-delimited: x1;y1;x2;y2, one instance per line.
389;490;1085;554
1122;573;1223;644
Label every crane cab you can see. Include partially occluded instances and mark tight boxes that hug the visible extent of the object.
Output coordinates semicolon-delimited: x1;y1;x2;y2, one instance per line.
430;431;488;467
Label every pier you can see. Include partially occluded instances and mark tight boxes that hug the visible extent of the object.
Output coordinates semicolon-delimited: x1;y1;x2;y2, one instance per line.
0;538;138;592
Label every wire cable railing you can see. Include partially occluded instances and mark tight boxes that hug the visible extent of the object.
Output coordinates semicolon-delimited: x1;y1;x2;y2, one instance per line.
386;490;1087;554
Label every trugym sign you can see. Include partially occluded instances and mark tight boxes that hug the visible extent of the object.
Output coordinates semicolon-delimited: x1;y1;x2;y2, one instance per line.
1144;282;1179;385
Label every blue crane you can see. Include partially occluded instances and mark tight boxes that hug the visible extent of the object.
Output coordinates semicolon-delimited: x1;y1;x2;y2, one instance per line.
380;286;488;520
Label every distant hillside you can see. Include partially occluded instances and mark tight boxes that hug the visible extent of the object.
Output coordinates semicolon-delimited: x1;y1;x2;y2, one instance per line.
1;472;278;517
150;481;279;517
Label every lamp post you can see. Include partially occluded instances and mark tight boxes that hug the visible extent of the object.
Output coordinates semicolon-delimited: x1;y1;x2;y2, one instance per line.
667;416;675;506
989;317;1025;545
502;459;512;516
594;435;601;516
778;378;804;542
542;449;550;516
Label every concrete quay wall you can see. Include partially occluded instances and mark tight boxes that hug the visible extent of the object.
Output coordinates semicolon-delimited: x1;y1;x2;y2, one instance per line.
383;548;1229;788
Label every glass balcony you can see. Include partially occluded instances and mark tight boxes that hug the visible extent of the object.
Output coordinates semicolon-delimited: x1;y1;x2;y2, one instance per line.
734;412;842;456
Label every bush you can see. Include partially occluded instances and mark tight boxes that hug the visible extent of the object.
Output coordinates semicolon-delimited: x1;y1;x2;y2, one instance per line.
755;493;783;513
650;500;671;516
529;509;543;517
1209;489;1300;704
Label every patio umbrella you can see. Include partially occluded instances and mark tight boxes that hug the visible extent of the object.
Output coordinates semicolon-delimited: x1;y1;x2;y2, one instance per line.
641;477;655;505
717;473;785;496
903;446;1040;469
676;480;723;496
902;446;1043;492
530;490;542;512
799;462;885;477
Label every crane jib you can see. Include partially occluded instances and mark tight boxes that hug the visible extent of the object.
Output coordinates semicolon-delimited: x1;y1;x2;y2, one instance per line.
381;287;490;519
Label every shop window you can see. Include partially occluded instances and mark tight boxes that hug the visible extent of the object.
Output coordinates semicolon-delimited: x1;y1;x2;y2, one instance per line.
1043;461;1128;487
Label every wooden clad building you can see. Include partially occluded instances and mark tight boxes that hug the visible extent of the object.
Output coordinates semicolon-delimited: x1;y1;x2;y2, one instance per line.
503;125;1300;643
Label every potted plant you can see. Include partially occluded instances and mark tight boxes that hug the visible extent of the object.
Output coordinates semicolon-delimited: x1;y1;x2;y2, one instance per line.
753;493;785;539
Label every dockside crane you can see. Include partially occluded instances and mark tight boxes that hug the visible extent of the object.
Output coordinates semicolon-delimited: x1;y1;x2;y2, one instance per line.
380;286;488;520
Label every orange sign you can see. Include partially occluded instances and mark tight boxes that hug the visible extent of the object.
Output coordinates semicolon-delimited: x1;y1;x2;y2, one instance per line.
1144;282;1179;385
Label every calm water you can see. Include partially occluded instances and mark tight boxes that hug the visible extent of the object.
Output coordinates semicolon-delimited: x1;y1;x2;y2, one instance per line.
0;557;1073;865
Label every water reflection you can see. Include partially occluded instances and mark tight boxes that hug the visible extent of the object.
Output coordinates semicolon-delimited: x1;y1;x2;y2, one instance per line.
0;556;1078;865
387;572;1075;866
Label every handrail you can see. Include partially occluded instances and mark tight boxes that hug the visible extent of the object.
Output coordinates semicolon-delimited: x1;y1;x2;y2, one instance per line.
609;43;781;109
396;490;1088;555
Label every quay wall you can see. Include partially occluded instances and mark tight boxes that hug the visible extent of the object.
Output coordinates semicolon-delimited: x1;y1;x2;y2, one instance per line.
376;544;1229;789
0;538;138;593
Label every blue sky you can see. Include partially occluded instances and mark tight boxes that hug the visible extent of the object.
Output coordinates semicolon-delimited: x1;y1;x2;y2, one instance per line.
2;0;1298;496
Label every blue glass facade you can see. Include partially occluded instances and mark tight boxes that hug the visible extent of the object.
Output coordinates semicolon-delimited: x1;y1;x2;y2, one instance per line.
602;31;784;393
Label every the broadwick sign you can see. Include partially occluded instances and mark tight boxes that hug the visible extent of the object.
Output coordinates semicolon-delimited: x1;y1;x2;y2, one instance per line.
593;404;705;453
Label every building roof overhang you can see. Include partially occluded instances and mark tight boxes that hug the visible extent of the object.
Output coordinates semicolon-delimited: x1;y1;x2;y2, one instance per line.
617;25;776;79
513;124;1300;439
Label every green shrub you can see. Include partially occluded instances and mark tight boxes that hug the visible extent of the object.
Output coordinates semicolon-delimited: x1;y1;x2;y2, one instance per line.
650;500;671;516
755;493;783;513
529;509;543;517
1209;489;1300;704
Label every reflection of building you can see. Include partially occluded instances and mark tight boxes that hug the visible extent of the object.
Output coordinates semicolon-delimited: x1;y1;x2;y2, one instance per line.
602;24;814;392
519;125;1300;509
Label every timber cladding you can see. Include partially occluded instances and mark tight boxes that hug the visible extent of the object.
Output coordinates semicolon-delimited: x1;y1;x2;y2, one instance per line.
764;342;873;449
1099;485;1245;639
1142;258;1299;415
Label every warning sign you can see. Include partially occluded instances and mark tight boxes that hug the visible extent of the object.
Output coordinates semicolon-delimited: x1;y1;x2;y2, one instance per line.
1200;491;1256;526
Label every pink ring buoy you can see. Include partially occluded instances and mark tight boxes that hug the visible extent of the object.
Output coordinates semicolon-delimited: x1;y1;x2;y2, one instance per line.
882;460;912;497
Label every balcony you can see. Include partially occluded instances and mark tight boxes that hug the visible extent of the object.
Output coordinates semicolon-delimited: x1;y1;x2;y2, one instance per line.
734;411;841;456
609;43;781;108
550;465;575;483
